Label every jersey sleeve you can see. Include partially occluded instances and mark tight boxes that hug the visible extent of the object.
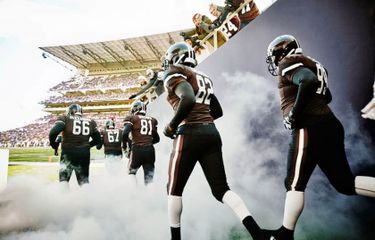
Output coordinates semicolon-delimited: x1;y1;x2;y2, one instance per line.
91;120;99;134
123;115;134;126
163;65;189;93
55;115;67;126
153;118;158;127
278;55;305;82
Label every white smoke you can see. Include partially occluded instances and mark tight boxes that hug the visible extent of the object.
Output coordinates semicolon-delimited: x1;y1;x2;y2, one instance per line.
1;71;374;240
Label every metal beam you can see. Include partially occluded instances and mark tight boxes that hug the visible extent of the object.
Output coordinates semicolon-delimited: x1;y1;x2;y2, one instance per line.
123;40;144;64
60;47;89;69
81;45;108;68
144;37;162;59
101;43;127;67
167;33;175;45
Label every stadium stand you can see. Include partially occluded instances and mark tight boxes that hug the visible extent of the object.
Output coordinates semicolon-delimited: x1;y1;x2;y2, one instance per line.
0;31;183;148
0;1;269;148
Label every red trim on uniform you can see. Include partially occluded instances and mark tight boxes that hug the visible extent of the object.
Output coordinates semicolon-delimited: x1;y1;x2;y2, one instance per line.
168;135;184;195
128;150;133;170
291;128;309;190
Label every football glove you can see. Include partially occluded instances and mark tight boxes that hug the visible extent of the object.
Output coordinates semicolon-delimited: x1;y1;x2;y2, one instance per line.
164;124;176;139
283;111;296;130
179;32;186;37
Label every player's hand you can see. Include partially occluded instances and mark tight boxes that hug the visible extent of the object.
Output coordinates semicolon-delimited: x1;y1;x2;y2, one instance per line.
50;142;58;150
179;32;186;37
96;144;102;150
283;111;296;130
129;94;137;99
54;148;58;156
164;124;176;139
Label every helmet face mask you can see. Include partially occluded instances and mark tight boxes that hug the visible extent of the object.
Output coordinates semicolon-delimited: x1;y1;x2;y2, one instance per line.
66;104;83;116
131;101;146;115
266;35;302;76
163;42;197;70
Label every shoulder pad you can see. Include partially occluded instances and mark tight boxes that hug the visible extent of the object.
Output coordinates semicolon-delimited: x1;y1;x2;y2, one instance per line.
163;65;188;88
278;54;305;77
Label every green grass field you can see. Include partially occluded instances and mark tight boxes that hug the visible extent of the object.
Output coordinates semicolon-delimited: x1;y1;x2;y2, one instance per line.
3;147;105;176
8;147;104;162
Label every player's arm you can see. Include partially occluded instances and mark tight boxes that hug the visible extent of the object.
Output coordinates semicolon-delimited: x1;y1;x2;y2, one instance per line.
325;87;332;104
96;131;103;150
122;122;133;145
164;81;196;139
290;67;320;117
49;118;65;149
210;94;223;120
152;119;160;144
168;81;196;129
89;121;102;148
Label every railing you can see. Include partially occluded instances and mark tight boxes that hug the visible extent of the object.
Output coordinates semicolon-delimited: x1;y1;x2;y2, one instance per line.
200;0;252;52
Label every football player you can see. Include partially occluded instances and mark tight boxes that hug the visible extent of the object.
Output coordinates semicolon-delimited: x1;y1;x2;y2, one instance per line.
162;42;264;240
49;104;101;186
122;101;159;185
210;0;259;30
264;35;375;240
97;119;124;174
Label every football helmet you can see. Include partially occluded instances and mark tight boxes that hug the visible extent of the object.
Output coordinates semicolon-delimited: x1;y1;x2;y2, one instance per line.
266;35;302;76
131;101;146;115
105;119;115;129
162;42;197;69
66;104;83;116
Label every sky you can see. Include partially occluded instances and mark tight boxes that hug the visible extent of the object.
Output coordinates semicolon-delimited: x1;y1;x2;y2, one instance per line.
0;0;276;131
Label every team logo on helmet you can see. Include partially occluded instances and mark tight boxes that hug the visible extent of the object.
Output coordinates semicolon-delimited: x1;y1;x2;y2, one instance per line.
266;35;302;76
66;104;83;116
162;42;197;69
131;101;146;115
105;119;115;129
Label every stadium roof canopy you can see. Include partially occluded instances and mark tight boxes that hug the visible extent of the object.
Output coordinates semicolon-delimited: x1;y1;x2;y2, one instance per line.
40;30;185;75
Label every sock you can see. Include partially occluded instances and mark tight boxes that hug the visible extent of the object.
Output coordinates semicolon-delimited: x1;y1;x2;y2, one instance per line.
222;191;260;237
168;195;182;228
355;176;375;197
282;191;304;230
170;227;181;240
128;174;137;187
222;190;251;220
59;181;69;193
